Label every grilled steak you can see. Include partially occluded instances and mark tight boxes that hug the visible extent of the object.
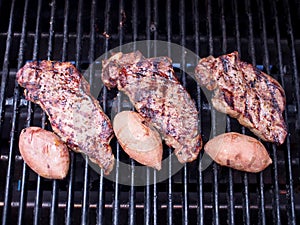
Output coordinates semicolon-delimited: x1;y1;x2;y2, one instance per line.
17;61;115;174
194;51;287;144
102;51;202;163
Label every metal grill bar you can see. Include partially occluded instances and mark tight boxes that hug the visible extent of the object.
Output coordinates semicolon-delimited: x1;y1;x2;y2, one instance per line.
153;171;158;225
144;1;152;224
46;1;58;224
192;1;204;225
84;0;98;218
182;165;189;225
129;0;137;224
258;172;266;225
62;0;69;62
97;0;111;223
17;112;30;225
17;147;29;223
34;92;46;224
167;148;173;225
33;106;42;222
179;1;189;224
81;155;90;225
226;129;235;225
144;168;151;225
153;1;158;224
271;100;281;224
30;1;42;224
102;0;110;110
1;0;17;224
243;1;257;224
220;0;227;54
255;1;268;224
0;0;15;134
66;141;75;224
113;95;122;225
180;0;186;87
71;3;84;224
65;73;75;219
245;0;255;65
112;1;125;224
153;0;158;43
233;3;250;225
64;0;73;224
15;0;29;224
4;56;19;224
282;0;300;131
206;0;220;224
50;178;58;225
97;168;104;225
242;167;250;224
276;1;297;224
166;1;173;224
81;1;96;224
89;0;96;70
219;1;236;224
47;0;56;61
233;0;241;54
129;159;136;225
32;0;42;61
75;0;83;67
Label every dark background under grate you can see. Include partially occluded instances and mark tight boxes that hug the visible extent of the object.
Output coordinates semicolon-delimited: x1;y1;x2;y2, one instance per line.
0;0;299;224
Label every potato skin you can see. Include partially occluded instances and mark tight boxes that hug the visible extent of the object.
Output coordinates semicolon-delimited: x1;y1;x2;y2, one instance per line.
19;127;70;179
113;111;163;170
204;132;272;173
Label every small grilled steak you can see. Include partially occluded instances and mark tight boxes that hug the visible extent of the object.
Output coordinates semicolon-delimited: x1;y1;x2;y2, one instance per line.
195;51;287;144
17;61;115;174
102;51;202;163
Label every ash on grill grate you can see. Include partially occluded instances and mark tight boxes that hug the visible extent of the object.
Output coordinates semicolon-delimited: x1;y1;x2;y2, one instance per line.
0;0;299;224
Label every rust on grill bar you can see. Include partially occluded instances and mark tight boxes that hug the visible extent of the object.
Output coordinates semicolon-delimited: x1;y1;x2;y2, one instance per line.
0;0;299;224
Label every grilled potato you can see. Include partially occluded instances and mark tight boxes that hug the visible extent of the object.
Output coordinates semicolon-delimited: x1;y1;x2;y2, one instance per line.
19;127;70;179
113;111;163;170
204;132;272;173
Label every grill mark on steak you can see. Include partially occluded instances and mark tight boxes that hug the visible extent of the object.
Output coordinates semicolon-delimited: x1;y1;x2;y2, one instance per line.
252;66;283;144
17;61;115;174
244;94;253;125
195;51;287;144
223;89;234;108
102;51;202;163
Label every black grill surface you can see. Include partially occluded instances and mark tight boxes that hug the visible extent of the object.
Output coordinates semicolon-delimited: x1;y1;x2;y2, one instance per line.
0;0;299;224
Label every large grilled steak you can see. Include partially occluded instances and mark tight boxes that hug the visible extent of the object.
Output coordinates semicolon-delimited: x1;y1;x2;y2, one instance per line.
102;51;202;163
194;51;287;144
17;61;115;174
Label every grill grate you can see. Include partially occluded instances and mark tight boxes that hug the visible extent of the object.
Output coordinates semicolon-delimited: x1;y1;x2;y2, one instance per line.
0;0;299;224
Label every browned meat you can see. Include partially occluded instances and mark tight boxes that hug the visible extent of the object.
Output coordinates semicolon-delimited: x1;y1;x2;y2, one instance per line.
17;61;115;174
195;51;287;144
102;51;202;163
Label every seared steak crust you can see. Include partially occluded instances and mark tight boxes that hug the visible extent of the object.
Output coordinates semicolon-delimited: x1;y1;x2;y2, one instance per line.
17;61;115;174
102;51;202;163
195;51;287;144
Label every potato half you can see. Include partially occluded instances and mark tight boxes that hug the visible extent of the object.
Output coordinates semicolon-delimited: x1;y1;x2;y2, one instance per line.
19;127;70;179
204;132;272;173
113;111;163;170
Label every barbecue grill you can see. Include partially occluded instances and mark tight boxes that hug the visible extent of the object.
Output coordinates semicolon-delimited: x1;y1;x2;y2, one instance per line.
0;0;299;224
